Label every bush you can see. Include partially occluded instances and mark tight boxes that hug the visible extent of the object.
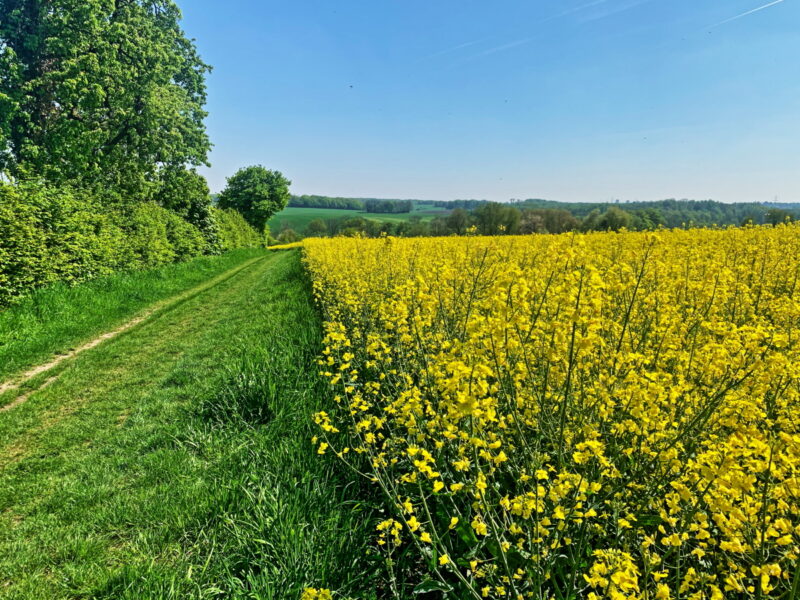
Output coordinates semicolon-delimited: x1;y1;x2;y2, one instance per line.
276;228;299;244
214;207;265;251
0;182;121;305
0;182;264;307
115;202;181;268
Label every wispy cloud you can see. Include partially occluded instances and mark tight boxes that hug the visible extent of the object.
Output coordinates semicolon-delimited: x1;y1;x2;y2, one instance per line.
708;0;787;28
423;38;492;61
578;0;657;23
446;0;657;65
540;0;610;23
470;38;535;58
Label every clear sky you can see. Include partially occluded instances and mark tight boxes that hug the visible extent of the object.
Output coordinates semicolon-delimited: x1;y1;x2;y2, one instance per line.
181;0;799;203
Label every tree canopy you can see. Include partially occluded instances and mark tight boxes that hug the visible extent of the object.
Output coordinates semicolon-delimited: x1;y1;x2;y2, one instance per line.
217;166;291;231
0;0;210;198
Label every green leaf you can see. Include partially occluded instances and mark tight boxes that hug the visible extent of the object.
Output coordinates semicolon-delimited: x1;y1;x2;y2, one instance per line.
413;579;453;594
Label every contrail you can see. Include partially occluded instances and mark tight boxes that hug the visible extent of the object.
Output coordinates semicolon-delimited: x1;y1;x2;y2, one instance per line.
456;0;606;61
541;0;610;22
580;0;656;23
471;38;534;58
424;38;491;60
709;0;787;28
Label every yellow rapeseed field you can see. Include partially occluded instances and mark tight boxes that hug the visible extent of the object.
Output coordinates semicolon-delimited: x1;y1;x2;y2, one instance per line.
303;227;800;600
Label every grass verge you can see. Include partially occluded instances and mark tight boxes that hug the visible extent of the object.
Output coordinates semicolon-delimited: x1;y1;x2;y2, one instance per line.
0;249;265;382
0;250;381;599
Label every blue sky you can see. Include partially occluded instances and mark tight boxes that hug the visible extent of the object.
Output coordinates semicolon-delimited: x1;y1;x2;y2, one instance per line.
182;0;799;203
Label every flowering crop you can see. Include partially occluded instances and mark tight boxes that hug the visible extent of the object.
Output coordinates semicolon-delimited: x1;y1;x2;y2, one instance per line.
303;227;800;599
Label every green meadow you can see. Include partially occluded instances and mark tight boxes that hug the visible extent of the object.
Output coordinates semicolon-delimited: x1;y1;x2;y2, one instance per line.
268;205;448;233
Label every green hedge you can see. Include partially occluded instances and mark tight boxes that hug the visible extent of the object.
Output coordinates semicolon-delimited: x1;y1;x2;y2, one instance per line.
0;182;263;307
214;206;265;251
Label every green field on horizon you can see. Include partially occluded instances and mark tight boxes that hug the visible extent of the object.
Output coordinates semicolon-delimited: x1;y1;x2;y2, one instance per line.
268;204;449;233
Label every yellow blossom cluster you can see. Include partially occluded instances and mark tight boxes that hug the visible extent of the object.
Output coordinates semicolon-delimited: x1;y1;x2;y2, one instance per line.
303;226;800;599
301;588;333;600
268;241;305;251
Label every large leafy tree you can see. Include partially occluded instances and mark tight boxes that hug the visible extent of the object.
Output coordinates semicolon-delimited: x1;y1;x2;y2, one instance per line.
0;0;210;198
217;166;291;231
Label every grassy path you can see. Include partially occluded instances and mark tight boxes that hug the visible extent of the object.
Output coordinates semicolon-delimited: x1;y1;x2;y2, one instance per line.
0;249;266;384
0;251;376;600
0;255;264;403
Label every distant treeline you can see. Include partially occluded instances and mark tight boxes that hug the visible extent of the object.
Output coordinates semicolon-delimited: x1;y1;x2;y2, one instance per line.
288;195;415;212
289;195;364;210
365;199;413;214
273;199;800;244
430;199;490;210
514;198;798;229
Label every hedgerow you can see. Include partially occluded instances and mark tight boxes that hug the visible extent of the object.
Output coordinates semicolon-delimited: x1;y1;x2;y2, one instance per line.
0;181;263;307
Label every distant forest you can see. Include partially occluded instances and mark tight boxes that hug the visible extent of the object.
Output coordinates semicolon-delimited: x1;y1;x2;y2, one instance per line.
289;195;364;210
513;198;799;229
273;195;800;243
289;195;418;212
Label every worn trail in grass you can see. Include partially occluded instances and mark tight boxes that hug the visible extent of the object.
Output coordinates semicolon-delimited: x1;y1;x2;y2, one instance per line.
0;251;377;600
0;255;264;403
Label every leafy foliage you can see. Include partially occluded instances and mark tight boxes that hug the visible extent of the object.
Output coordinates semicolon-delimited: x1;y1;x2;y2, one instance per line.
290;195;364;210
217;165;291;231
0;0;210;198
0;182;263;307
214;206;265;251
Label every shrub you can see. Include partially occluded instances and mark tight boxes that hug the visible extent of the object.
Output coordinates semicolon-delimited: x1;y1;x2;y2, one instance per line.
0;182;121;305
277;228;299;244
0;182;264;307
214;206;265;251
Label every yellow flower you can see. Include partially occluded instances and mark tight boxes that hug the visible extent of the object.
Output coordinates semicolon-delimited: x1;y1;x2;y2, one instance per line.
472;516;488;536
301;589;332;600
305;228;800;598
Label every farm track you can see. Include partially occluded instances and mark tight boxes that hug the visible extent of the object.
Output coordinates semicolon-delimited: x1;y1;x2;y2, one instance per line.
0;253;273;468
0;255;266;411
0;250;288;598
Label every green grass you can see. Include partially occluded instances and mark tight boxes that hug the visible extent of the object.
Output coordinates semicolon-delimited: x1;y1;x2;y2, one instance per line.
0;249;265;382
268;205;449;233
0;251;383;599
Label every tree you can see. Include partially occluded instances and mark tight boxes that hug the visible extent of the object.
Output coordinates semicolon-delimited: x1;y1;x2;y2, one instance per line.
154;165;209;220
766;208;793;226
599;207;633;231
581;209;602;232
446;208;470;235
520;211;546;234
364;199;413;214
305;218;328;237
473;202;521;235
217;166;291;231
521;209;579;234
0;0;211;198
